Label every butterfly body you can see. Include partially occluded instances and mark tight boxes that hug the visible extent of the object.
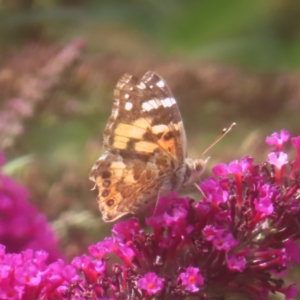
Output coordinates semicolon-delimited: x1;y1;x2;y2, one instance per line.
90;71;206;222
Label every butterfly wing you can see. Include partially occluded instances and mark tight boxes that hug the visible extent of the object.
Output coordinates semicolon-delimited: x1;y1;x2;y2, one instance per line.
90;71;187;221
103;71;187;163
90;151;167;222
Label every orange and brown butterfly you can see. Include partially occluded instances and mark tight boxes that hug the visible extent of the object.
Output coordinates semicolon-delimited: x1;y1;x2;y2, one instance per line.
89;71;207;222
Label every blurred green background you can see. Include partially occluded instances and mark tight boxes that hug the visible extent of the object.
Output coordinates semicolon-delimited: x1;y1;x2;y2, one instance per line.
1;0;300;290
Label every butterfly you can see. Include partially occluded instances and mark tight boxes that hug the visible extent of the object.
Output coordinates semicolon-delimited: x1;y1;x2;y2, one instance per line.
89;71;207;222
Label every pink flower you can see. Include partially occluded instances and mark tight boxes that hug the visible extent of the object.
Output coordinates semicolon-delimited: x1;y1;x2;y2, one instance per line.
138;272;163;295
179;267;204;292
227;254;246;272
266;130;290;149
212;231;239;251
0;155;61;262
268;151;288;169
254;184;274;215
212;163;228;176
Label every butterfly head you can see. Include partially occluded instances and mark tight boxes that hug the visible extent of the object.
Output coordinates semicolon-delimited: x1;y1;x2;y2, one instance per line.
183;157;209;186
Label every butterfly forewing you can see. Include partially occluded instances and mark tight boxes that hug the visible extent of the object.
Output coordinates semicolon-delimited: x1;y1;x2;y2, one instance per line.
102;71;187;163
141;71;187;162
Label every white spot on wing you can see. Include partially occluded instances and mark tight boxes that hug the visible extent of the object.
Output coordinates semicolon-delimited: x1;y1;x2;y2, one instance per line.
97;152;108;162
125;102;133;111
137;82;146;89
125;94;130;99
148;99;160;109
107;122;114;130
152;124;168;134
142;99;161;111
156;80;165;88
161;97;176;107
112;108;119;118
142;101;153;111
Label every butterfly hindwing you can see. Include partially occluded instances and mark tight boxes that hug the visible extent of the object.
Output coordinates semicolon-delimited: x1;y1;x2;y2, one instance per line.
89;151;168;222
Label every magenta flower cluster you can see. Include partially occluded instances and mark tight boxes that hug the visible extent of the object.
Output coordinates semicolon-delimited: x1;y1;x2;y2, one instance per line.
61;129;300;300
0;246;77;300
1;129;300;300
0;156;62;262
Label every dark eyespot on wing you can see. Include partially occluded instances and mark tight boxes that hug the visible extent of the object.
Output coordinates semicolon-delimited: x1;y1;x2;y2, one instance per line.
101;190;110;197
107;199;115;206
102;180;111;187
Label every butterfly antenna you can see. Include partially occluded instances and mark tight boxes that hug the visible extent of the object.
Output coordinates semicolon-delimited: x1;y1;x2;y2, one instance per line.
201;122;236;156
